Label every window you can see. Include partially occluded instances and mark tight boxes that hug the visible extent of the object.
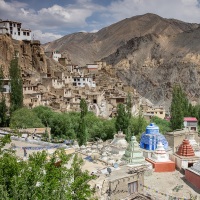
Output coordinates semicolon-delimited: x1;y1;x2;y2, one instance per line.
128;181;138;194
74;78;76;81
27;32;30;36
23;32;26;35
18;32;20;36
14;24;16;27
77;78;80;81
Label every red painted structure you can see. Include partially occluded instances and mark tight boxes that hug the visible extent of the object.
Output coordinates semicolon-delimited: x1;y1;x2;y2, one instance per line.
185;169;200;190
184;117;198;122
146;158;175;172
176;139;195;157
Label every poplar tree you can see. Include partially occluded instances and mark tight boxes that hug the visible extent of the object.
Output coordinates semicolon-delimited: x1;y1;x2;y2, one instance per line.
77;98;88;146
0;66;7;127
115;103;129;136
125;92;133;140
9;58;23;113
170;85;185;130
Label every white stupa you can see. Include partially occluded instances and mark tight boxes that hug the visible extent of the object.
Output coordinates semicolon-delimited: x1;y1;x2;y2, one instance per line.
186;134;199;151
151;142;169;162
110;131;128;156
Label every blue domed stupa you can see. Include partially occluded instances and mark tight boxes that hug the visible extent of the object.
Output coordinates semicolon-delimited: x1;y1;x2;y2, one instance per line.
140;123;168;150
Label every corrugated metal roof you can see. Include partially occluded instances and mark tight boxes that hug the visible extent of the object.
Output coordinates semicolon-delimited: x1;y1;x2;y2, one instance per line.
184;117;198;122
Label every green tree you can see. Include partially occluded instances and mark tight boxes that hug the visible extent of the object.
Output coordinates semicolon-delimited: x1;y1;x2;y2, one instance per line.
151;116;171;134
0;66;8;127
129;112;148;141
10;107;44;128
170;85;185;130
9;58;23;113
0;148;95;199
115;103;129;137
77;99;88;146
0;96;8;127
126;92;132;119
0;65;4;92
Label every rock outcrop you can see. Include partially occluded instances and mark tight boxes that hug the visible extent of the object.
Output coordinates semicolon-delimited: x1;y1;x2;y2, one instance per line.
0;34;64;78
102;28;200;107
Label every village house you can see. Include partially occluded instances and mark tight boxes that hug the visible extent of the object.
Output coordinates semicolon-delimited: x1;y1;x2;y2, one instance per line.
142;105;165;119
183;117;198;131
0;19;31;40
1;78;11;93
72;75;96;88
86;64;98;74
52;51;62;62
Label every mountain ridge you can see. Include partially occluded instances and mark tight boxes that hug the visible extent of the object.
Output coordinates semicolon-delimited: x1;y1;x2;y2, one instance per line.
43;13;199;66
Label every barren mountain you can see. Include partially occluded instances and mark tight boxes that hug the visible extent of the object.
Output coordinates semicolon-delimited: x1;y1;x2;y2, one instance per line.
43;13;199;66
102;27;200;107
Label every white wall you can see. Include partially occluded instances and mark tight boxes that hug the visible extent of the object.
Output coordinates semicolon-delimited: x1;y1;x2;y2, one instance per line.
0;21;31;40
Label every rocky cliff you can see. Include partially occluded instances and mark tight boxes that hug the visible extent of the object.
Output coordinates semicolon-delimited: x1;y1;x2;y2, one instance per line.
102;28;200;107
0;34;64;78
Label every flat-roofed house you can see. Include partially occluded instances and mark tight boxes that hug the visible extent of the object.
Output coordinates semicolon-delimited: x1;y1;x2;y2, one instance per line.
184;117;198;131
0;19;31;40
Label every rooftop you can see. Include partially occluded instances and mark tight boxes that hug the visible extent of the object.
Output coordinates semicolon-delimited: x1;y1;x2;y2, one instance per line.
184;117;198;122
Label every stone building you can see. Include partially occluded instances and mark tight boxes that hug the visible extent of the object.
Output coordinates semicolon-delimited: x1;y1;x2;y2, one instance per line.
91;165;146;200
0;19;31;40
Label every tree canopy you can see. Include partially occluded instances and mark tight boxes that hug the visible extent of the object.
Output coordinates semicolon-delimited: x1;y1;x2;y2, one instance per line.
0;136;95;200
10;107;44;128
9;58;23;114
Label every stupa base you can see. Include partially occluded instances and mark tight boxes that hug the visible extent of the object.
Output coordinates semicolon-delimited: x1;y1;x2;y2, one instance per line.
146;158;175;172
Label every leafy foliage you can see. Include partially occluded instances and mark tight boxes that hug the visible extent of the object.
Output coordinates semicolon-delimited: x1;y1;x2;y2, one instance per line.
151;116;171;134
77;99;88;146
115;103;130;137
0;147;95;200
9;58;23;113
0;66;8;127
170;85;186;130
129;113;148;141
10;107;44;128
0;96;8;127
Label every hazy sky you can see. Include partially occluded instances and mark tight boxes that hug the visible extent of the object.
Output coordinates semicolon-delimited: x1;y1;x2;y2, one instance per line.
1;0;200;43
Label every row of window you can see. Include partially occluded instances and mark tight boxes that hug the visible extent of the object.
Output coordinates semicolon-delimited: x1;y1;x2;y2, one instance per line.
10;30;30;36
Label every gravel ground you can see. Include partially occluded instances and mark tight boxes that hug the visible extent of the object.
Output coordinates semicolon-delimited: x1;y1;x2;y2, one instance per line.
143;170;200;200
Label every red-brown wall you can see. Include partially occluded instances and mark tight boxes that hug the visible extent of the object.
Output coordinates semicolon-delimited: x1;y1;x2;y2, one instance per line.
146;158;175;172
185;169;200;190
